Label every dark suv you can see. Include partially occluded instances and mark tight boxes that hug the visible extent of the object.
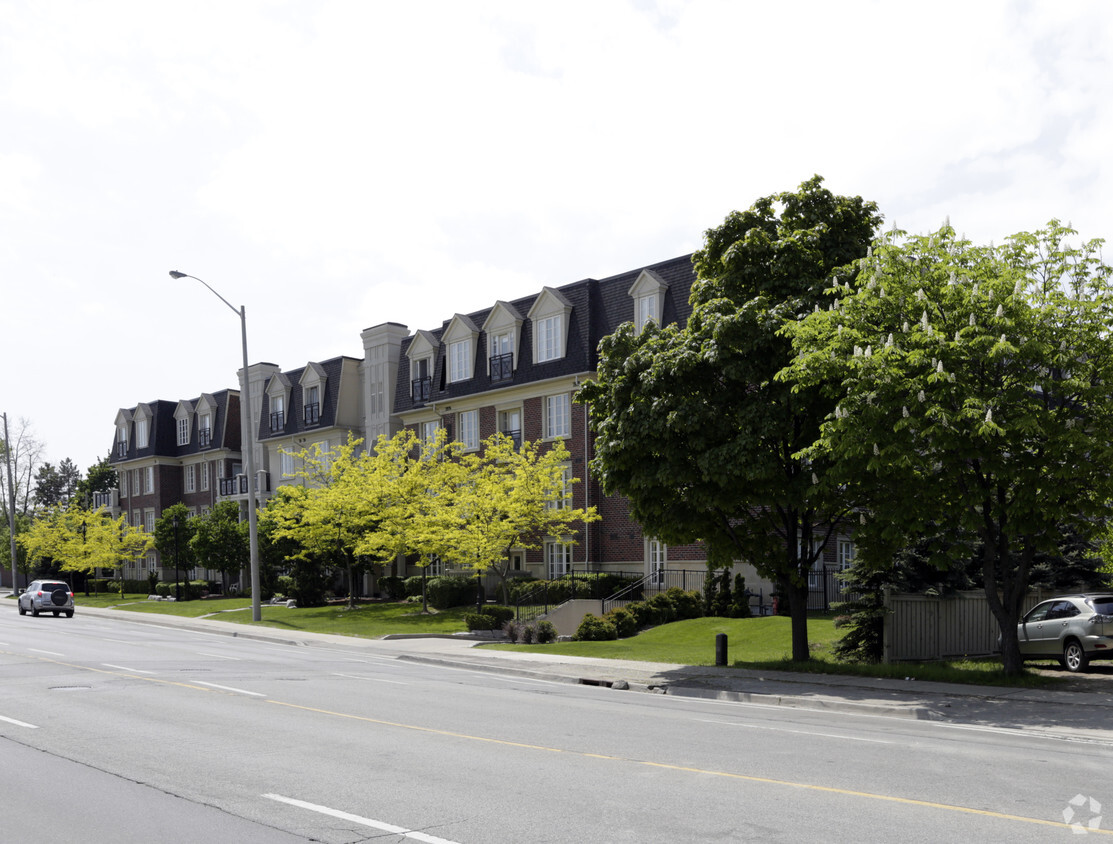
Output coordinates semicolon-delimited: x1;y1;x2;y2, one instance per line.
17;580;75;618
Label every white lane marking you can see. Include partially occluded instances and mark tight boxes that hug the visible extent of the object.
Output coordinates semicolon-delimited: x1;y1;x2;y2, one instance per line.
696;718;894;744
0;714;38;729
28;648;64;656
197;652;242;660
194;681;266;697
102;663;156;674
333;673;408;685
263;794;460;844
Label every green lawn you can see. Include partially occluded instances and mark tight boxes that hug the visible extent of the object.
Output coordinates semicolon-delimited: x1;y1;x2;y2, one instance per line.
488;615;1060;688
30;593;1059;687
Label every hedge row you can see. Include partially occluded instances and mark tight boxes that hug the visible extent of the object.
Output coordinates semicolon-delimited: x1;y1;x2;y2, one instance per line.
574;587;705;641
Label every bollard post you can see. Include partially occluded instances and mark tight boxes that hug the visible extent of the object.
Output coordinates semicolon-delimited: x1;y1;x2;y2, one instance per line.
715;633;728;666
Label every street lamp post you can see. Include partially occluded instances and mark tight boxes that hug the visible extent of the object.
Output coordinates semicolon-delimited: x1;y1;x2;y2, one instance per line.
172;514;181;602
170;271;262;622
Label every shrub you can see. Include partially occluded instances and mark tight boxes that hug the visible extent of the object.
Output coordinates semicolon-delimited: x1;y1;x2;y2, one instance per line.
666;587;705;620
379;575;406;600
730;574;753;618
403;575;426;598
485;605;515;626
425;576;474;610
604;606;637;638
574;613;618;641
276;575;294;598
645;592;677;623
534;620;557;643
465;612;499;631
624;600;653;628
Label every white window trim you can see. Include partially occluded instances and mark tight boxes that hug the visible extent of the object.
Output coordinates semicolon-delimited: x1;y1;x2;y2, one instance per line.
457;409;479;451
544;393;571;440
184;464;196;494
628;268;669;332
448;338;472;383
545;538;572;579
527;287;572;364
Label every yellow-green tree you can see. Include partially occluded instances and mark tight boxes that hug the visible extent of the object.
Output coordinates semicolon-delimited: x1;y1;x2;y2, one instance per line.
444;434;598;604
19;505;151;587
267;436;380;608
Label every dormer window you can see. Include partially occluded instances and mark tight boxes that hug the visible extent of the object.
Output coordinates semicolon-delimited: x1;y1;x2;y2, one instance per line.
406;330;439;405
448;339;472;382
270;395;286;432
443;314;479;384
300;363;326;427
116;424;128;457
483;301;524;382
174;401;194;447
135;405;151;449
628;269;669;332
198;412;212;448
265;372;292;435
528;288;573;364
304;385;320;425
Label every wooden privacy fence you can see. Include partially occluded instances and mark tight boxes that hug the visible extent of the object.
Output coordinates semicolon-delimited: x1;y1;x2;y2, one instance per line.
883;589;1050;663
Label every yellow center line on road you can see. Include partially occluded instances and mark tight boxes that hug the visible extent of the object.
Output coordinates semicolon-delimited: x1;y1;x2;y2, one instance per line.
11;650;1109;836
267;698;1112;835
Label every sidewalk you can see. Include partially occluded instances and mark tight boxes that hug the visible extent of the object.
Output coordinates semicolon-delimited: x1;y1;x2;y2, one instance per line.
73;605;1113;737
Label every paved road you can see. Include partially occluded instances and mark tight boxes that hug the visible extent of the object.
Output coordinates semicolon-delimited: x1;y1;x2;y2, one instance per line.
1;605;1111;842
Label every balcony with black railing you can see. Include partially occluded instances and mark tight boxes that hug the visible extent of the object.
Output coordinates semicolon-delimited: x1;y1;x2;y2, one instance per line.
116;441;128;458
303;403;320;426
490;353;513;383
219;476;248;496
269;411;285;433
198;428;212;448
499;428;522;449
411;377;432;404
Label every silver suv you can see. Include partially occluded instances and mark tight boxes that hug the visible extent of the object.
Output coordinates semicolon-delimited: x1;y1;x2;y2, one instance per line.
17;580;75;618
1017;593;1113;672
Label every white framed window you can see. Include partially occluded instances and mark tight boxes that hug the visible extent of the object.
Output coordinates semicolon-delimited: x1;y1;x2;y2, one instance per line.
547;464;572;510
199;412;212;446
315;440;331;473
448;338;472;383
177;417;189;446
136;418;149;449
458;410;479;451
838;540;856;570
536;315;562;363
146;552;158;570
144;467;154;494
132;510;141;528
303;385;320;425
497;408;521;448
270;394;286;432
280;449;296;478
426;555;443;577
545;393;571;439
411;356;433;403
647;538;667;583
132;469;140;495
636;294;658;331
184;464;196;494
120;472;128;499
545;539;572;579
421;420;441;448
200;462;209;491
144;509;155;533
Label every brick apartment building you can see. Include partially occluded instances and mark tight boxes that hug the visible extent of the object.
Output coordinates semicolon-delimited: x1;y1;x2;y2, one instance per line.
106;254;852;598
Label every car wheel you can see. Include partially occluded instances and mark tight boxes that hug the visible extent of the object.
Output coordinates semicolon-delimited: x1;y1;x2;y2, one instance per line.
65;610;74;618
1063;640;1089;673
31;604;39;617
17;602;25;616
52;611;59;617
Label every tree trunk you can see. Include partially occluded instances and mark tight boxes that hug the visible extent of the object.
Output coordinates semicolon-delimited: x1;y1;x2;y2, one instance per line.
787;579;811;662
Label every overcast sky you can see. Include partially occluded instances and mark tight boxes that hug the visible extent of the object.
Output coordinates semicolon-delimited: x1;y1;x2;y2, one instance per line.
3;0;1111;477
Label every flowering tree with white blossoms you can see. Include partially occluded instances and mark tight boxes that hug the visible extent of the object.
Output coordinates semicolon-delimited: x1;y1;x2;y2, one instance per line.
784;221;1113;674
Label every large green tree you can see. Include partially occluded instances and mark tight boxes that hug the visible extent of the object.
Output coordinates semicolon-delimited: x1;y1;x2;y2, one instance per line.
153;503;196;599
33;459;82;509
191;501;249;595
785;221;1113;674
581;176;880;661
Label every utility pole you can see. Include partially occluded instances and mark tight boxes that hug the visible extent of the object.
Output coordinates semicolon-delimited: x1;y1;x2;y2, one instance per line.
3;412;18;594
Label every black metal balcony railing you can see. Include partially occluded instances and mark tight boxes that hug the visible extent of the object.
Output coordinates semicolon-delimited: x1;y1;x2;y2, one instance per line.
303;403;320;425
198;428;211;448
116;441;128;457
499;428;522;449
411;377;432;404
269;411;285;433
92;491;115;509
219;476;248;496
490;353;513;383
